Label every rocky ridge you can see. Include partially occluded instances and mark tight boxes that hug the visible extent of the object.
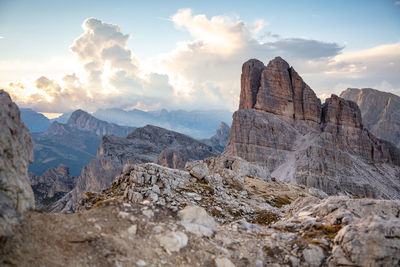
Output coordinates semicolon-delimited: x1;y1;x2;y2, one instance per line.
4;156;399;266
340;87;400;148
67;109;135;138
0;90;34;237
52;125;219;212
225;57;400;199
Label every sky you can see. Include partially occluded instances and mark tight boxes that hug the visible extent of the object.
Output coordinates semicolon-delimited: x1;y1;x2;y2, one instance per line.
1;0;400;114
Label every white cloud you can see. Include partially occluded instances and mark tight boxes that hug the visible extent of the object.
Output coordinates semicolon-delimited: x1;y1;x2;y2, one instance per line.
3;10;400;113
395;1;400;6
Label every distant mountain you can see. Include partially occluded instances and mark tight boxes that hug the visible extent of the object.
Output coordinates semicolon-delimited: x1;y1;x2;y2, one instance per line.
93;108;233;139
51;111;72;123
30;164;75;211
340;88;400;148
201;122;230;152
52;125;219;212
29;110;136;177
20;108;51;132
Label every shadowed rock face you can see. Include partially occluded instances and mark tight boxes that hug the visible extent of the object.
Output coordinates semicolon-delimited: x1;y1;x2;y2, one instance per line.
340;88;400;149
0;90;34;237
30;164;75;212
225;57;400;199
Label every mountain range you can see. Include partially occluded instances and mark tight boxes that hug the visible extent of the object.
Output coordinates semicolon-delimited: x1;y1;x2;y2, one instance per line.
29;110;135;177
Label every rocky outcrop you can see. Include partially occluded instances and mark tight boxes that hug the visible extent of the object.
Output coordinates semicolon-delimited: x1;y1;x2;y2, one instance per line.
30;164;75;212
201;122;230;152
67;109;135;138
0;90;34;237
340;87;400;148
3;158;394;266
53;125;218;212
226;57;400;199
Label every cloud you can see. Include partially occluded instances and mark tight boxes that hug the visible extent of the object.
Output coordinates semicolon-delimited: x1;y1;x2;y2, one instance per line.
6;18;175;113
3;9;399;113
162;8;344;110
395;1;400;6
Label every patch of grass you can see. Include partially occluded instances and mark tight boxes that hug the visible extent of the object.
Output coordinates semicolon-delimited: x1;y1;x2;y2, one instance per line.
263;246;284;258
248;210;279;225
263;195;292;208
303;224;342;239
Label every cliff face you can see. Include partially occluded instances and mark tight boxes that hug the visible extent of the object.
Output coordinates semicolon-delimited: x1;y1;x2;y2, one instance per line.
340;88;400;149
0;90;34;237
226;57;400;199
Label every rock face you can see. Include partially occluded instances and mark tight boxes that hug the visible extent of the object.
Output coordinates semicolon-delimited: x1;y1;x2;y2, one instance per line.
226;57;400;199
30;164;75;212
53;125;218;212
340;87;400;148
201;122;230;152
0;90;34;237
67;109;135;138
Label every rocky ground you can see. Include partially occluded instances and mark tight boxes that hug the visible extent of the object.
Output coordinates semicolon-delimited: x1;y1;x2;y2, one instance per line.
2;156;400;266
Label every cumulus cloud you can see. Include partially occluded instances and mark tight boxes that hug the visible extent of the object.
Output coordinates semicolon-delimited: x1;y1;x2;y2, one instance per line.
162;8;344;110
4;9;400;113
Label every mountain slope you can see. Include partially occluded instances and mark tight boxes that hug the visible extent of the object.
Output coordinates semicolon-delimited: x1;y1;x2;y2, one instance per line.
20;108;51;132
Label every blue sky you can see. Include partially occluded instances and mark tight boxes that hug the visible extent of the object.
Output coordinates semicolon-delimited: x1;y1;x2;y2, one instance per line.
0;0;399;113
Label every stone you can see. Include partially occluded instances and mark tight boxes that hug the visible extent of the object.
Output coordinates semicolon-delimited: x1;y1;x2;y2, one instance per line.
215;257;236;267
0;90;34;237
330;215;400;266
158;231;188;254
127;224;137;235
302;245;324;267
185;161;209;180
225;57;400;199
179;205;218;237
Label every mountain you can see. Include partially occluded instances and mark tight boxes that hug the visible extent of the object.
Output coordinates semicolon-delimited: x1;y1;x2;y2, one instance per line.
67;109;135;137
224;57;400;199
20;108;51;132
52;125;219;212
0;90;34;237
93;108;232;139
340;88;400;148
30;164;75;211
29;109;135;177
200;121;230;152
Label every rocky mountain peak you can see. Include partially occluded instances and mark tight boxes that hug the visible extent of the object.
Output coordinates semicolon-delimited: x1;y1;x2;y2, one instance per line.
66;109;134;137
226;57;400;199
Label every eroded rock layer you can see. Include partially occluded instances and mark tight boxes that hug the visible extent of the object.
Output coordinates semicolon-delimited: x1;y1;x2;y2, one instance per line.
226;57;400;199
